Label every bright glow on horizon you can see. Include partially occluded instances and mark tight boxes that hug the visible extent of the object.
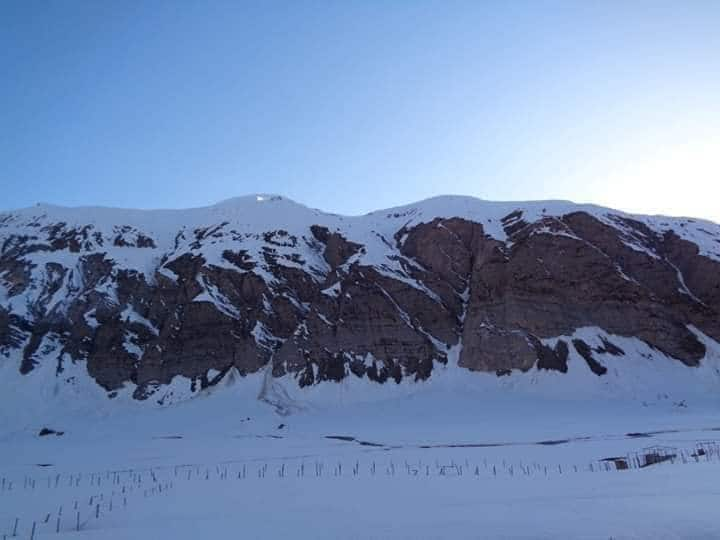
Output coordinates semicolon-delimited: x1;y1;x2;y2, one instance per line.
596;138;719;221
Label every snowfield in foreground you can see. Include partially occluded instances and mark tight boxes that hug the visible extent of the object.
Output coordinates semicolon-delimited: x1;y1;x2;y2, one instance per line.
1;377;719;540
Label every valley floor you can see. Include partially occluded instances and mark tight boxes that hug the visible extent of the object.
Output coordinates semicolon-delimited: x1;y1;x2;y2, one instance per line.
1;383;720;539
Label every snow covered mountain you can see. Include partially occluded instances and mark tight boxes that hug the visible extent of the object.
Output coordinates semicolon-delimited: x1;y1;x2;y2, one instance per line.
1;194;720;411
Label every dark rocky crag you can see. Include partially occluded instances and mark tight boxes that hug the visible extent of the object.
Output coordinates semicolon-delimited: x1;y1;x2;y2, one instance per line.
1;196;718;402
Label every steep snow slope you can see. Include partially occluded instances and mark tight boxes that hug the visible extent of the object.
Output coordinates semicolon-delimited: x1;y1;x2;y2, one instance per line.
2;193;719;318
5;194;719;266
1;194;720;426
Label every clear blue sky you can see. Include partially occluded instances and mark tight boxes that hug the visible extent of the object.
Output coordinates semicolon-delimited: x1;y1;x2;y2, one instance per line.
2;1;719;220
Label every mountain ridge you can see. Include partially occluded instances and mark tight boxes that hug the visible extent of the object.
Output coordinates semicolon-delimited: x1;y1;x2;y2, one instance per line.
1;194;719;415
4;193;719;225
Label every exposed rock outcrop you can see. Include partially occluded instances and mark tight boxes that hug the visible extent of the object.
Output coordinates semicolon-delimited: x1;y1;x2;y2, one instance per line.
0;195;718;400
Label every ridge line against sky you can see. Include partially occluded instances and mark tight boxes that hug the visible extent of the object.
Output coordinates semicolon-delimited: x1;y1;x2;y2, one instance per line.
2;2;719;221
2;193;719;225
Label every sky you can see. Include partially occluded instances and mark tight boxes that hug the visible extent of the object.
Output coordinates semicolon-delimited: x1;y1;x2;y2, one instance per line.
2;1;719;221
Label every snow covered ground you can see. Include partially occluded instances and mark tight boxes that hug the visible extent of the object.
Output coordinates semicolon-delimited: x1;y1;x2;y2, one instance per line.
2;335;720;538
2;368;720;539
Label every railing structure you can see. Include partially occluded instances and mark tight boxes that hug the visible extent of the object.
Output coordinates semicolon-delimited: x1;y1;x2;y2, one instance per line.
1;440;719;539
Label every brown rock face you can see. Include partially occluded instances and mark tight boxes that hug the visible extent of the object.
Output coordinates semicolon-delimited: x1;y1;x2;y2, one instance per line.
0;197;718;402
310;225;363;270
458;212;719;370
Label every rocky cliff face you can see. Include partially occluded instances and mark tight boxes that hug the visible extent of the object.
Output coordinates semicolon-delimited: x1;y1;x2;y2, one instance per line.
1;195;719;403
